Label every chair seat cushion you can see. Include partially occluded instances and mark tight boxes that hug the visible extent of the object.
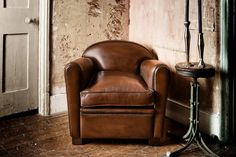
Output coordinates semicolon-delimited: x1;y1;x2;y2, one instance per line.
80;71;154;107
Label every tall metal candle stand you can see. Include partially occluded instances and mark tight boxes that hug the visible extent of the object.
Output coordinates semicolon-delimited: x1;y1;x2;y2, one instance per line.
197;0;205;68
166;0;219;156
184;0;191;66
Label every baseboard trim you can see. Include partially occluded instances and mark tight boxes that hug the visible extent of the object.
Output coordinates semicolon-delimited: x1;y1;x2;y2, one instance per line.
50;94;67;114
166;98;220;137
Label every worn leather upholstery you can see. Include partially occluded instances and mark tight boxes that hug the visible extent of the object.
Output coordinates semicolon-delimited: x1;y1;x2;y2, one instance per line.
81;71;154;107
82;41;155;72
65;40;170;145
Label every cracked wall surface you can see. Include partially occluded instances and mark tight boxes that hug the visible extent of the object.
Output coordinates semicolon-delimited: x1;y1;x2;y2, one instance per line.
129;0;220;113
51;0;129;96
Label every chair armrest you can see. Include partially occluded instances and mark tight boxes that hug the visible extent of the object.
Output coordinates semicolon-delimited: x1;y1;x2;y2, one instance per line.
140;59;170;93
140;59;170;140
64;57;94;137
140;59;170;108
65;57;95;90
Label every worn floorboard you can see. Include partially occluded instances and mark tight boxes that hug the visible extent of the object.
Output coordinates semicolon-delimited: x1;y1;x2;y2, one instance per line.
0;113;235;157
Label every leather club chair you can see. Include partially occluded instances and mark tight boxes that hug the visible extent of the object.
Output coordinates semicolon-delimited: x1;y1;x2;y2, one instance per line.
64;40;170;145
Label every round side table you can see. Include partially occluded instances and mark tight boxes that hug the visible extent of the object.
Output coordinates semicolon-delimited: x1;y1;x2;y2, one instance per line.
167;62;219;157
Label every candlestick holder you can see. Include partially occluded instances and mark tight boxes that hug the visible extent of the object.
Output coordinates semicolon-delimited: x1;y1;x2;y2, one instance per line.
198;33;205;68
183;0;193;68
183;21;193;68
183;0;206;69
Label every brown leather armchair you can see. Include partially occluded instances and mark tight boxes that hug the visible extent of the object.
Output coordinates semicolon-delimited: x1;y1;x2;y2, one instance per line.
64;40;170;145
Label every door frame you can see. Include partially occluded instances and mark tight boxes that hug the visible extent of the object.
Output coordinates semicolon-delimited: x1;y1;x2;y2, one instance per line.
220;0;236;143
38;0;50;115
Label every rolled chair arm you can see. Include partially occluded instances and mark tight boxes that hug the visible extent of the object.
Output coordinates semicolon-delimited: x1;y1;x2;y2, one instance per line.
64;57;94;139
140;59;170;141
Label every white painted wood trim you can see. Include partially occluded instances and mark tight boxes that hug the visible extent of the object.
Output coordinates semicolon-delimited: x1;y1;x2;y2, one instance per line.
50;86;67;114
50;94;67;114
166;98;221;137
38;0;50;115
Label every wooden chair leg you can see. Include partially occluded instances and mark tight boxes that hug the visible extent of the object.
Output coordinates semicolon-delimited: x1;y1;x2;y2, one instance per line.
148;138;161;146
72;137;83;145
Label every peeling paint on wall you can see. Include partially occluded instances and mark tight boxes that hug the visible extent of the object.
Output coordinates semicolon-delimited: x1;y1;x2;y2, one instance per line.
105;0;127;39
87;0;101;17
189;0;219;32
51;0;129;95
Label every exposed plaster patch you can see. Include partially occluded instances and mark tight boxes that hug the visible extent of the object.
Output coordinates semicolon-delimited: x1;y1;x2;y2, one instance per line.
189;0;218;32
203;0;218;32
59;35;72;52
87;0;102;17
51;0;129;93
105;0;126;39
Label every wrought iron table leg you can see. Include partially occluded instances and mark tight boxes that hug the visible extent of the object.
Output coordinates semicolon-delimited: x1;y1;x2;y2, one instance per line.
196;133;219;157
166;80;219;157
182;123;192;140
183;82;195;140
194;81;218;157
167;129;197;157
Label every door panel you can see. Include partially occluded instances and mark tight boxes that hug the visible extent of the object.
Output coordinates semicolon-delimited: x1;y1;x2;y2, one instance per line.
3;34;28;92
0;0;39;117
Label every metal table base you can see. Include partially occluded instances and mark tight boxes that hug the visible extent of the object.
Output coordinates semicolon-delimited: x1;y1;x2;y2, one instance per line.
166;79;219;157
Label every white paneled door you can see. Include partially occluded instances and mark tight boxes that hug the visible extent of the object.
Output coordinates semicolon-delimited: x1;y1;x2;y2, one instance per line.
0;0;39;117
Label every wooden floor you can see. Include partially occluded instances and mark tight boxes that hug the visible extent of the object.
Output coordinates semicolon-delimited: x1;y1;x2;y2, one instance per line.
0;112;235;157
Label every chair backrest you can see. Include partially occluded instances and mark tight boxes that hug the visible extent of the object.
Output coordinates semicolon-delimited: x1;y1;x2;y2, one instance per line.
82;40;156;73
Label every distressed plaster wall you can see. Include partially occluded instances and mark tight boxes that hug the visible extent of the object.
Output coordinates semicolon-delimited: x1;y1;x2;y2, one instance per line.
129;0;220;114
50;0;129;113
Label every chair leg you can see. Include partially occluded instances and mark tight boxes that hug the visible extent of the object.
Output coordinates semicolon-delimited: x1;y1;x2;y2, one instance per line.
72;137;83;145
148;138;161;146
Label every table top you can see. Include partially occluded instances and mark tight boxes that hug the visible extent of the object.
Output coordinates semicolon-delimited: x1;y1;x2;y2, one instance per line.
175;62;215;78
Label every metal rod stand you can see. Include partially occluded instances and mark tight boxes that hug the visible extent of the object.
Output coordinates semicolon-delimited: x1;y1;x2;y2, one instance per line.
166;78;219;157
